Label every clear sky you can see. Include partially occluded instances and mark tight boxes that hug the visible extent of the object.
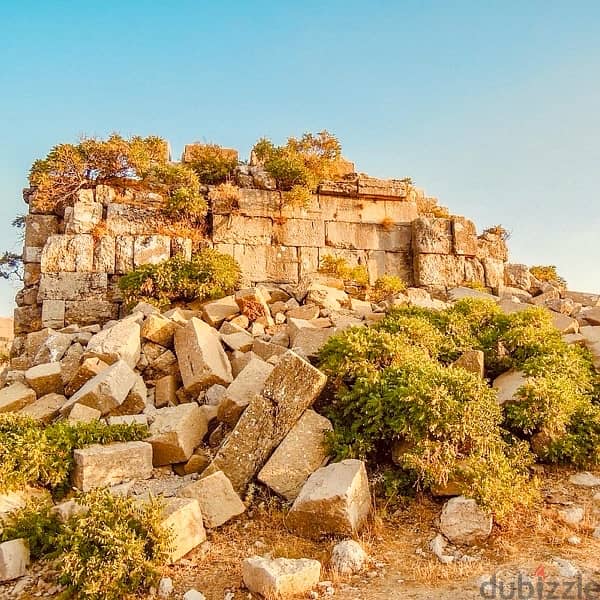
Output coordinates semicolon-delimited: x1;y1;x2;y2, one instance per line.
1;1;599;316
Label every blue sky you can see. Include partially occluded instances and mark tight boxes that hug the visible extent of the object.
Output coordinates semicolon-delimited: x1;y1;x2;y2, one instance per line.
1;1;599;315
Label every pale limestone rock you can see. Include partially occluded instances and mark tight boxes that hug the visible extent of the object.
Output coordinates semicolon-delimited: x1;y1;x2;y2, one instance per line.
64;359;137;416
111;374;149;415
242;556;321;599
72;441;153;491
235;288;274;326
0;382;36;413
174;317;233;394
133;235;171;267
141;314;179;348
558;506;585;526
201;295;240;327
252;339;290;362
65;198;103;234
291;327;337;361
504;264;532;291
564;291;600;307
161;498;206;563
287;459;371;539
258;409;332;500
31;330;73;365
107;414;148;426
40;234;94;273
412;217;453;254
85;319;141;369
415;254;466;288
65;357;109;396
492;370;528;405
569;472;600;487
38;272;108;301
179;470;245;528
205;383;227;406
148;404;208;466
220;328;254;353
25;362;63;396
439;496;492;545
41;300;66;329
452;217;478;256
218;358;274;425
19;393;66;423
68;403;102;424
155;375;178;408
330;540;368;575
0;539;30;582
448;287;497;302
452;350;485;378
305;283;349;312
286;304;320;321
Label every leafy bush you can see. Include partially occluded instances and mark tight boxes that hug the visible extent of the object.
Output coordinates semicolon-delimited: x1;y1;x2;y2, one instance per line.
370;275;406;303
208;182;241;211
319;255;369;286
0;414;147;496
184;143;238;184
119;248;240;309
530;265;567;289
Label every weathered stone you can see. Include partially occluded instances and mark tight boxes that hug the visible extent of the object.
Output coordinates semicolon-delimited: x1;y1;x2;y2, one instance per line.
68;403;102;424
179;470;245;528
155;375;179;408
65;300;118;327
242;556;321;600
415;254;466;288
19;393;66;423
65;357;109;396
493;370;528;405
13;305;42;335
200;295;240;327
38;272;108;301
291;327;337;361
452;217;478;256
274;218;325;247
141;314;179;348
41;300;65;329
0;382;36;413
24;214;59;248
504;264;532;291
305;283;349;312
481;258;505;291
25;362;63;396
115;235;135;273
213;215;272;245
569;472;600;488
64;359;137;416
452;350;485;378
205;351;327;492
148;404;208;466
252;339;289;362
106;203;164;236
161;497;206;563
93;235;116;274
174;317;233;394
85;319;141;368
448;287;496;302
550;311;579;334
113;374;149;415
439;496;492;545
41;234;94;273
412;217;452;254
133;235;171;267
0;539;30;582
287;459;371;539
220;328;254;353
326;221;411;252
72;441;153;491
330;540;368;575
564;291;600;307
258;409;332;501
218;359;274;425
65;199;103;234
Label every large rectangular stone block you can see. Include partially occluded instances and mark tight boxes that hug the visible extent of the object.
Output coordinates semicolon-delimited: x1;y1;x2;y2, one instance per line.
41;234;95;273
213;215;273;245
325;222;411;252
265;246;299;283
106;203;165;236
357;175;408;198
161;498;206;563
65;300;119;327
0;538;30;582
415;254;466;287
14;306;42;334
452;217;478;256
94;236;116;273
38;273;108;301
65;199;103;234
24;215;59;248
212;188;281;217
274;218;325;247
412;217;453;254
133;235;171;267
115;236;135;274
298;247;319;279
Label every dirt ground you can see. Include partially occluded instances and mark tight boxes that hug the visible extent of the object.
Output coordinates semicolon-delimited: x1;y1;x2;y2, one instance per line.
5;465;600;600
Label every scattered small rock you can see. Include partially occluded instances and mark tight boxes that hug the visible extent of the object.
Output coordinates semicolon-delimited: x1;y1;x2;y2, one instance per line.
330;539;368;575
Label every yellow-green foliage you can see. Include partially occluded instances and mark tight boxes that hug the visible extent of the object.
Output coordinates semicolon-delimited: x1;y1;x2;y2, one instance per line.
319;254;369;286
119;248;240;309
530;265;567;289
185;143;238;184
370;275;406;302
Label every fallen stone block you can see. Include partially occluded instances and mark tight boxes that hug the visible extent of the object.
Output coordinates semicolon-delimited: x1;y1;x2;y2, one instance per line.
174;317;233;394
242;556;321;599
235;288;273;326
141;314;179;348
179;470;245;528
155;375;179;408
107;414;148;426
286;459;371;539
252;339;288;361
0;538;30;582
112;374;149;415
68;403;102;423
452;350;485;378
19;393;66;423
148;404;208;466
305;283;349;311
85;318;141;369
291;327;337;361
72;441;153;492
65;357;110;396
286;304;320;321
492;370;528;405
229;350;262;378
439;496;492;545
0;382;36;413
220;328;254;353
258;409;332;501
201;295;240;327
161;498;206;563
25;362;63;396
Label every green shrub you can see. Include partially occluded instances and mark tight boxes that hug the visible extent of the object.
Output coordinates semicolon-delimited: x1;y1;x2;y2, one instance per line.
0;414;147;496
529;265;567;289
318;254;369;286
184;143;238;184
119;249;240;309
370;275;406;303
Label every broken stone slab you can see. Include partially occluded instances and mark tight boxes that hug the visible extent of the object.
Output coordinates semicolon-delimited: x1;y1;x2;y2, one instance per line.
286;459;371;539
24;362;63;397
549;311;579;334
305;283;349;311
252;339;288;362
258;409;332;501
218;359;274;426
291;327;338;361
201;295;240;327
204;351;327;493
161;497;206;563
0;382;36;413
141;314;180;348
19;393;66;423
31;330;73;365
72;441;153;492
439;496;493;545
452;350;485;378
63;359;137;416
111;374;149;415
107;414;148;426
0;538;30;582
148;403;208;466
220;328;254;353
178;470;246;528
155;375;179;408
286;304;320;321
67;403;102;424
242;556;321;600
84;319;141;369
174;317;233;394
492;369;528;405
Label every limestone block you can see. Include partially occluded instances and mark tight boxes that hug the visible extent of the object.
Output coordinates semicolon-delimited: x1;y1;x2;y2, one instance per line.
252;339;291;362
452;350;485;378
205;351;327;492
0;539;30;582
93;236;116;274
72;441;153;492
291;327;337;360
266;246;299;283
218;358;274;425
13;306;42;335
220;329;254;353
106;203;165;236
412;217;453;254
65;199;103;234
493;370;528;405
384;200;418;223
85;319;141;368
179;470;245;528
318;181;359;196
551;311;579;334
65;300;119;326
24;214;59;248
287;459;371;538
38;272;108;301
305;283;349;311
68;403;102;424
232;245;268;282
439;496;492;545
154;375;178;408
214;188;280;217
274;218;325;247
107;414;148;426
174;317;233;394
213;215;272;245
113;374;149;415
161;497;206;563
448;287;496;302
452;217;478;256
357;175;408;198
148;403;208;465
41;234;94;273
287;304;320;321
298;247;320;279
258;409;332;500
242;556;321;599
415;254;466;288
30;330;73;366
0;382;36;413
65;357;109;396
201;295;240;327
330;539;368;575
482;258;505;291
64;359;137;416
19;393;66;423
115;235;135;274
464;258;486;285
41;300;65;329
504;264;532;291
564;291;600;307
326;222;412;252
133;235;171;267
23;246;42;263
319;196;384;222
25;362;63;396
477;233;509;261
141;314;179;348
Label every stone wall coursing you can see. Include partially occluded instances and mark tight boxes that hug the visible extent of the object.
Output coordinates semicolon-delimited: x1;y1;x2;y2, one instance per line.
14;170;508;339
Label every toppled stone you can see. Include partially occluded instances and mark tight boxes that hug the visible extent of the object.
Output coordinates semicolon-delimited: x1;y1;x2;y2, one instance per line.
242;556;321;600
439;496;492;545
305;283;349;311
158;577;174;599
0;538;30;582
24;362;63;396
492;370;528;405
113;374;149;415
205;383;227;406
258;409;332;501
179;470;246;528
72;441;153;492
252;338;288;361
155;375;178;408
568;472;600;487
291;327;337;361
19;393;66;423
141;314;179;348
235;288;273;326
201;295;240;327
452;350;485;378
85;319;141;368
148;404;208;466
65;357;110;396
220;327;254;353
68;403;102;423
161;497;206;563
330;540;368;575
107;414;148;426
182;591;207;600
174;317;233;394
287;304;320;321
287;459;371;539
0;382;36;413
